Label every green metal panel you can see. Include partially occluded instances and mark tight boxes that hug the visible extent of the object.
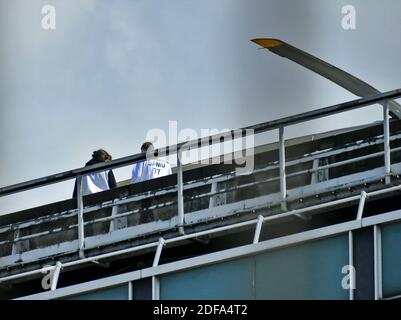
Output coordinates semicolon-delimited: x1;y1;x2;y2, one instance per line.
66;284;129;300
382;221;401;297
160;234;349;300
255;234;349;299
160;257;255;300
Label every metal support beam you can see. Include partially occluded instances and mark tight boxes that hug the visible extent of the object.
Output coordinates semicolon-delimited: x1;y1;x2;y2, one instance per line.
128;281;133;300
348;231;355;300
152;276;160;300
209;182;217;208
153;237;165;267
50;261;62;291
253;215;264;244
11;229;20;256
177;150;185;235
311;159;319;184
279;127;287;211
109;200;118;232
76;175;85;259
374;225;383;300
356;191;367;220
383;100;391;184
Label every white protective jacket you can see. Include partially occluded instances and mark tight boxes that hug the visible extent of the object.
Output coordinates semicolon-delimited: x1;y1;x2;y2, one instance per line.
131;159;172;183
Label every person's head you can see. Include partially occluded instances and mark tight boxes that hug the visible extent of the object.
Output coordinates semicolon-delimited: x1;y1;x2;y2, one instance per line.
92;149;112;162
141;142;154;153
141;141;158;159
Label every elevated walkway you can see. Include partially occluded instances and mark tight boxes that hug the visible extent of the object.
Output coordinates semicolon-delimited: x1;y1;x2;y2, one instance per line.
1;89;401;298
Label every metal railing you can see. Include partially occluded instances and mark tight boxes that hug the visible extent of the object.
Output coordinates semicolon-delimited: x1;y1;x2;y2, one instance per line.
2;130;400;248
1;134;399;248
2;181;401;289
2;128;398;233
1;89;401;281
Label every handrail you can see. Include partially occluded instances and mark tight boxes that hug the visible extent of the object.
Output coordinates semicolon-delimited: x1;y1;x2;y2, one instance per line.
1;89;401;197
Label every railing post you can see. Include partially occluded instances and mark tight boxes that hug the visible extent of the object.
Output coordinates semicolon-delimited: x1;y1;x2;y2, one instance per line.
348;231;355;300
11;229;20;255
50;261;62;291
152;276;160;300
153;237;165;267
253;215;264;244
177;149;185;235
374;225;383;300
279;127;287;211
76;175;85;258
383;100;391;184
356;191;367;220
209;182;218;208
128;282;133;300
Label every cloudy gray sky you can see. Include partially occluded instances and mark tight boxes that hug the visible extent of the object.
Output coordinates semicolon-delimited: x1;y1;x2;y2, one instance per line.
1;0;401;214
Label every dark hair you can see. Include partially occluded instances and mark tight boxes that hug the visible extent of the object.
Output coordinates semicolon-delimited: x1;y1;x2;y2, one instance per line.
141;142;154;153
92;149;112;161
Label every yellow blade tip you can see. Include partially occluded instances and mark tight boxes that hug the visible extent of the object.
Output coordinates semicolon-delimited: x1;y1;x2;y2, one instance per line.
251;38;284;48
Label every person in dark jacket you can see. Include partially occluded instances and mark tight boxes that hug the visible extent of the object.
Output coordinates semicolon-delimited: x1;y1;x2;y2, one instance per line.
72;149;117;198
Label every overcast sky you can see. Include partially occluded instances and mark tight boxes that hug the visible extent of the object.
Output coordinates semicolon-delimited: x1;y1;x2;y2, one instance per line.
1;0;401;214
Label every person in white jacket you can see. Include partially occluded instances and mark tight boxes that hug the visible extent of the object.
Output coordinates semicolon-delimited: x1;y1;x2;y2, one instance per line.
131;142;172;224
73;149;117;197
131;142;172;184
